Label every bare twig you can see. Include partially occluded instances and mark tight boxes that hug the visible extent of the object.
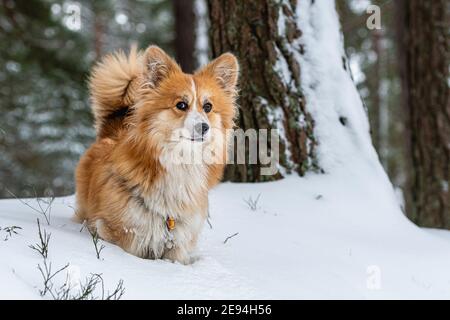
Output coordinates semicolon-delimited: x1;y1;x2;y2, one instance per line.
75;273;125;300
37;261;125;300
75;274;102;300
79;220;87;233
243;194;261;211
93;273;125;300
1;225;22;241
28;216;123;300
206;217;213;229
29;218;51;259
6;188;54;225
88;228;105;260
206;200;213;229
37;260;69;297
223;232;239;244
104;279;125;300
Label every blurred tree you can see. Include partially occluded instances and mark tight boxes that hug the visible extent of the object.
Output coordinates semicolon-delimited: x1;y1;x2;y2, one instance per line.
0;0;92;198
0;0;174;198
396;0;450;228
337;0;406;196
174;0;196;72
89;1;110;59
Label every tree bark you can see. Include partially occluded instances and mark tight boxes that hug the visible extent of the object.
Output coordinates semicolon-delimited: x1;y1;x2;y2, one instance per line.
174;0;196;73
398;0;450;227
370;29;382;154
208;0;319;182
92;2;105;60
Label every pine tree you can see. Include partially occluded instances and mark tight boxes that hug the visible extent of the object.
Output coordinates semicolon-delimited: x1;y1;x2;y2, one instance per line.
174;0;196;72
397;0;450;227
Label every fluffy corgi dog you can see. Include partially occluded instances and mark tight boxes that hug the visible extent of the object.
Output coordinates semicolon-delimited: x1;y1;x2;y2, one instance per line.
75;45;239;264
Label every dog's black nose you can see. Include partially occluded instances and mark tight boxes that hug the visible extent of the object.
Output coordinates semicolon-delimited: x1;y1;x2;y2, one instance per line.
195;122;210;136
201;123;209;135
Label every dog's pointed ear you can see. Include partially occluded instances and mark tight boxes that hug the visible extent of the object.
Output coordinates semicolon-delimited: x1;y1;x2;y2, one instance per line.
143;45;181;89
197;53;239;96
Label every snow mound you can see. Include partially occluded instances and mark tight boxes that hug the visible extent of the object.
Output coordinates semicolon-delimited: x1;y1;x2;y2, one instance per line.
2;176;450;299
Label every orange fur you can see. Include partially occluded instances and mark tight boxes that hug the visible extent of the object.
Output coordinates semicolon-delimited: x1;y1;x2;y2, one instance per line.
75;45;239;264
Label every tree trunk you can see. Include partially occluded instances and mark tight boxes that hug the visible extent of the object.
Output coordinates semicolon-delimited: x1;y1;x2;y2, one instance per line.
92;2;105;60
399;0;450;227
174;0;196;73
370;29;382;154
208;0;319;182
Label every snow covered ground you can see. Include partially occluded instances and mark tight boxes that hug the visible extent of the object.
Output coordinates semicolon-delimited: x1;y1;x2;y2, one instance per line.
2;169;450;300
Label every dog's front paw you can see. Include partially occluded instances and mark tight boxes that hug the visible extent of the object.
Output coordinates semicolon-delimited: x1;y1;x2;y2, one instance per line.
163;247;193;265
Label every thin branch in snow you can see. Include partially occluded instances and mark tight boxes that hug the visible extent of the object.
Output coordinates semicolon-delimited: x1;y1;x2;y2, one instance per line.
55;273;73;301
75;274;102;300
206;217;213;229
88;228;105;260
207;200;213;229
79;220;87;233
1;225;22;241
37;260;125;300
6;188;54;225
99;275;125;300
66;203;77;215
37;260;69;298
223;232;239;244
27;214;122;299
243;193;261;211
33;187;54;225
29;218;51;259
74;273;125;300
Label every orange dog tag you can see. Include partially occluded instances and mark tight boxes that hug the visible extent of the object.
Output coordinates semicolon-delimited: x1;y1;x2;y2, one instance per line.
167;217;175;230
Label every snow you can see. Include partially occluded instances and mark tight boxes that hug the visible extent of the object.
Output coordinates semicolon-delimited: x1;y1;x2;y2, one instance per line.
296;0;377;172
1;1;449;300
3;174;450;300
274;47;292;88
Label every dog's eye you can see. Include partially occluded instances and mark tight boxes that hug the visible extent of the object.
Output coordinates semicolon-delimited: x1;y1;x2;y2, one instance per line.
176;101;188;111
203;102;212;113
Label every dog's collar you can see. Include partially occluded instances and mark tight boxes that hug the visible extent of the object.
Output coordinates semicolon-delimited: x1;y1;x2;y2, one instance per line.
166;217;175;231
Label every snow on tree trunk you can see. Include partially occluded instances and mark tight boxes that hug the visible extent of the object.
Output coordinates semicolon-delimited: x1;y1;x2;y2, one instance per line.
208;0;388;184
294;1;380;173
398;0;449;228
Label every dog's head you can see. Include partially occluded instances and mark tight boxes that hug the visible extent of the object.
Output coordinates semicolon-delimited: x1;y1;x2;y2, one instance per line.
132;46;239;165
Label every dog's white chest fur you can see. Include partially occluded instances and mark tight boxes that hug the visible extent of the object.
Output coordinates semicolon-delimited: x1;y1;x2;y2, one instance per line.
124;160;208;261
